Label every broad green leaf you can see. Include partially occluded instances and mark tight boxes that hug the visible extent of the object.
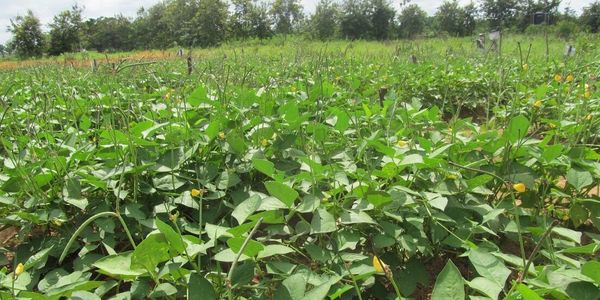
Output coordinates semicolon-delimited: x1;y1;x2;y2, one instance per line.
227;237;264;257
504;115;530;143
365;191;392;208
188;273;216;300
232;195;261;225
582;261;600;283
93;252;147;279
253;159;276;178
188;85;209;107
468;248;510;292
552;227;582;243
131;234;172;272
264;181;298;207
431;260;464;300
566;168;593;192
155;219;185;254
468;277;502;300
275;273;306;300
231;261;256;286
258;244;295;259
310;208;336;234
516;283;543;300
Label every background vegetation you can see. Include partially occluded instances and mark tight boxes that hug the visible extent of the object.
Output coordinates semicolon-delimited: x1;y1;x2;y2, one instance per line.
1;0;600;59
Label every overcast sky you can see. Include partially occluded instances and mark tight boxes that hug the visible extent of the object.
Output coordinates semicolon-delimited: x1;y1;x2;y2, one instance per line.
0;0;594;44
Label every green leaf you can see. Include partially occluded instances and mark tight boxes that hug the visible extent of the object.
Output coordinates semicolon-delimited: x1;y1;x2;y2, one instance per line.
25;246;53;270
431;260;464;300
504;115;530;143
232;195;261;225
468;277;502;300
188;273;216;300
365;191;392;208
188;85;209;107
275;273;306;300
227;237;264;257
516;283;544;300
566;168;593;192
131;234;172;272
93;252;147;279
63;177;88;210
217;171;241;190
582;261;600;284
253;159;276;178
468;248;510;293
148;283;177;298
310;208;336;234
155;219;185;254
264;181;298;207
230;261;256;286
257;244;295;259
552;227;582;243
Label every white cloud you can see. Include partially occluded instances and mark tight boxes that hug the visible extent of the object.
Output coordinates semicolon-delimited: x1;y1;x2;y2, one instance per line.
0;0;594;45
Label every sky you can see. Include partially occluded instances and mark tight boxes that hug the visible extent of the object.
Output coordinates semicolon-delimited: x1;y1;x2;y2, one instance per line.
0;0;594;44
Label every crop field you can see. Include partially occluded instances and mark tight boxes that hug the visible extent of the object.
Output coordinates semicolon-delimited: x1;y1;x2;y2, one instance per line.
0;36;599;299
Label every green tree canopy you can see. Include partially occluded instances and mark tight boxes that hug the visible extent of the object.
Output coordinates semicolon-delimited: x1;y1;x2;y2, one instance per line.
270;0;304;34
398;4;428;38
581;1;600;33
310;0;339;40
48;5;83;56
8;10;45;59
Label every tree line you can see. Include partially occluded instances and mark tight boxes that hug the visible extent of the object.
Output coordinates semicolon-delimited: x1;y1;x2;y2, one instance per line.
2;0;600;59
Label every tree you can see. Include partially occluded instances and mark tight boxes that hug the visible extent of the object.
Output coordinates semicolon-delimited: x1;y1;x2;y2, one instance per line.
369;0;395;40
48;5;84;55
310;0;339;40
0;44;6;57
340;0;372;39
230;0;272;40
84;16;134;52
581;1;600;33
133;4;172;49
479;0;519;30
193;0;229;47
398;4;427;38
8;10;45;58
435;0;475;36
270;0;303;34
249;2;273;39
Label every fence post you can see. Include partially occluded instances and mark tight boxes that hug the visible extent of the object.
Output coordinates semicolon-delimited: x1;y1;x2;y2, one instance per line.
187;55;193;75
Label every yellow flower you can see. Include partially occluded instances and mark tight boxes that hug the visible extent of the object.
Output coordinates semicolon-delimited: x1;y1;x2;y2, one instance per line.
584;91;591;98
373;256;385;273
260;138;269;147
566;74;574;82
397;140;408;147
291;86;297;92
586;114;592;121
522;64;529;71
191;188;204;197
554;74;562;82
15;263;24;276
533;100;542;108
513;183;526;193
218;131;226;140
549;123;556;129
51;218;64;227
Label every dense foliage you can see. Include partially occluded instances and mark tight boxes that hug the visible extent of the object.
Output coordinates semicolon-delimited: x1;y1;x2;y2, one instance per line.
3;0;600;58
0;35;599;299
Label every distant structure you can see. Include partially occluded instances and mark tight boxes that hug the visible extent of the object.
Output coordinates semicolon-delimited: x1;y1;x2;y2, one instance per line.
564;44;576;57
476;33;485;51
177;48;184;57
